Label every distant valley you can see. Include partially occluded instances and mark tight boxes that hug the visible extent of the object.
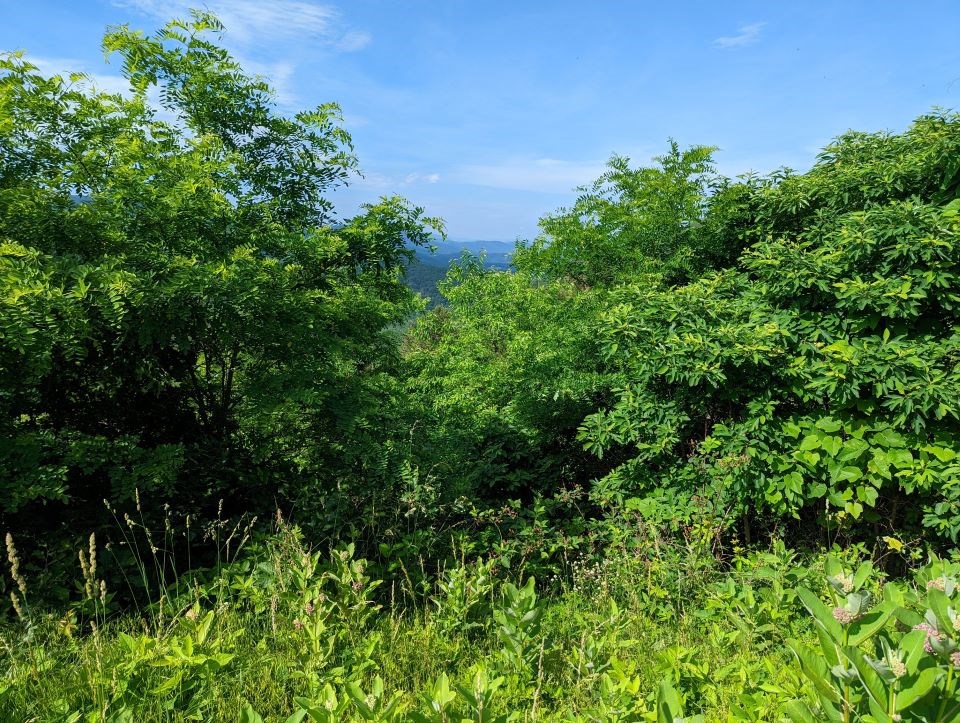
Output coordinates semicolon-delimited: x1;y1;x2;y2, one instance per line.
406;238;515;304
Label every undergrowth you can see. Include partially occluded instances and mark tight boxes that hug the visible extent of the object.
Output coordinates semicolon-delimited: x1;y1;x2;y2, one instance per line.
3;513;960;721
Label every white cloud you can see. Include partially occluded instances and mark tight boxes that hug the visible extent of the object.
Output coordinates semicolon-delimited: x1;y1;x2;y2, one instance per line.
714;22;765;49
335;30;372;53
456;157;607;194
405;172;441;184
355;170;441;190
114;0;370;52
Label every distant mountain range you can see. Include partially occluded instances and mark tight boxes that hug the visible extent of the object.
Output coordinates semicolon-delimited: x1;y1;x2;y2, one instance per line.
412;238;515;269
405;238;516;306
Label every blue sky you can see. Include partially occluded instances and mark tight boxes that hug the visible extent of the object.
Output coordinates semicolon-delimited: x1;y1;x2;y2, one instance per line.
3;1;960;241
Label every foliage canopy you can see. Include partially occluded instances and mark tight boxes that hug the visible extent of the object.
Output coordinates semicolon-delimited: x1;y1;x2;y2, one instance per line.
0;12;441;540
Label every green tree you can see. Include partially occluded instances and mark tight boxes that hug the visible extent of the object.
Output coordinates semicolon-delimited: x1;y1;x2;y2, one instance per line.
514;142;718;287
580;112;960;542
0;12;440;541
405;258;611;504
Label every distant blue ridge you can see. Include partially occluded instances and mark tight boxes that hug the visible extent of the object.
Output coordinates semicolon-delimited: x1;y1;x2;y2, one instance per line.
408;237;515;270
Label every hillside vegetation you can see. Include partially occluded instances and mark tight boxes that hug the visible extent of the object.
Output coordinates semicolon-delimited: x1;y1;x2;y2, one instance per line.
4;12;960;722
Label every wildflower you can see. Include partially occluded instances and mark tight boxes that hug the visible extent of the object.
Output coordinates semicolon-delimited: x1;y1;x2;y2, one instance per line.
352;580;363;592
832;573;855;595
293;619;304;631
914;622;943;653
890;658;907;678
305;600;315;616
927;577;946;592
951;651;960;668
833;607;857;624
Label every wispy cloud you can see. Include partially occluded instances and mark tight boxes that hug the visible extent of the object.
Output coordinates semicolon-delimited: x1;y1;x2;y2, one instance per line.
405;172;440;184
354;170;441;190
335;30;372;53
456;157;606;194
114;0;370;51
714;22;765;49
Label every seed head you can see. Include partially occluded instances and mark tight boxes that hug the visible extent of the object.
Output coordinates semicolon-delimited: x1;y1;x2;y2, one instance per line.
79;549;94;600
87;533;97;581
9;591;23;619
5;533;27;596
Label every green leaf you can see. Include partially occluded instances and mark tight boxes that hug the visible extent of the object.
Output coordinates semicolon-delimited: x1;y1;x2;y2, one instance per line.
239;705;265;723
848;647;887;706
656;679;684;722
831;465;862;483
783;700;819;723
922;445;957;462
821;436;843;456
896;666;939;710
787;639;842;703
872;429;906;448
797;587;842;641
816;417;843;433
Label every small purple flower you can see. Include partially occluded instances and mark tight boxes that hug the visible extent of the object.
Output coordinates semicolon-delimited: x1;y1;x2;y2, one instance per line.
293;619;303;631
305;601;315;616
952;651;960;668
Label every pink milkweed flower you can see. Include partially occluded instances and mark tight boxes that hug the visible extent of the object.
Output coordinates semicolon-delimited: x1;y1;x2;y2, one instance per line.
913;622;943;653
